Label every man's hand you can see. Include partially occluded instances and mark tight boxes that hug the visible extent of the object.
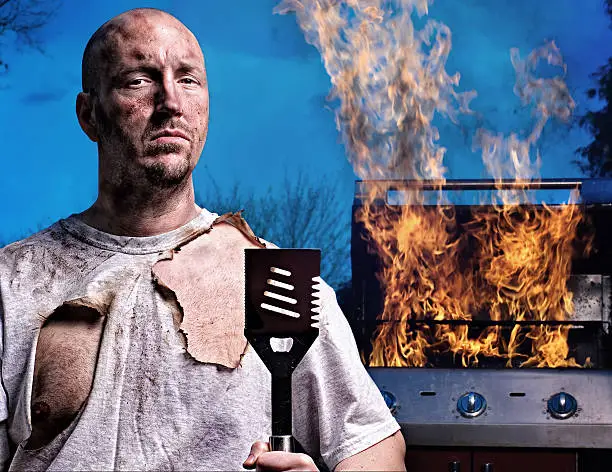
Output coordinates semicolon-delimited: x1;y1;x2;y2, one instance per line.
243;441;319;471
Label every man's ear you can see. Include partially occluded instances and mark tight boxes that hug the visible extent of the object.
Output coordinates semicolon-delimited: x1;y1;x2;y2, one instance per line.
76;92;99;142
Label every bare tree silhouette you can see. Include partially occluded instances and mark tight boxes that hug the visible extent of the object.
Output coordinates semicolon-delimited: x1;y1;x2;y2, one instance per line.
0;0;60;72
575;0;612;176
197;170;351;289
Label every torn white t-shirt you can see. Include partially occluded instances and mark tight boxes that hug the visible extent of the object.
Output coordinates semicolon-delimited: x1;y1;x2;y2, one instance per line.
0;209;399;471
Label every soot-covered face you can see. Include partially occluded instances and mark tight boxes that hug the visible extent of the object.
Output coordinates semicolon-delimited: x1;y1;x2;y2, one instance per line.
87;11;209;190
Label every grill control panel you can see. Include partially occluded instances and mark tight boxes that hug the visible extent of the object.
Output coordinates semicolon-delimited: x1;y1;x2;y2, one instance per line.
367;368;612;448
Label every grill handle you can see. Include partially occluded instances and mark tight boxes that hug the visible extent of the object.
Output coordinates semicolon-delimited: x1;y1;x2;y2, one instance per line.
354;178;612;204
356;178;583;193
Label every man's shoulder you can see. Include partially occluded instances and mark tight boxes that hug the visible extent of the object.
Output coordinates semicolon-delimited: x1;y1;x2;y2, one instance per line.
0;220;79;276
1;224;59;257
210;211;268;249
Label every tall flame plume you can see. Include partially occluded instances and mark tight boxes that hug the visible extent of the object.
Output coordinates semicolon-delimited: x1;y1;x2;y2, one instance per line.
277;0;592;367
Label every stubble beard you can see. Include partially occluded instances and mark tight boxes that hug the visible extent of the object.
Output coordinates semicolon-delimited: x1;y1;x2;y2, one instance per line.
141;142;192;188
96;102;194;191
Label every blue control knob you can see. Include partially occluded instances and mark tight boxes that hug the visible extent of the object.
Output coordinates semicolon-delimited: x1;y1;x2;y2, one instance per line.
379;389;398;415
457;392;487;418
547;392;577;420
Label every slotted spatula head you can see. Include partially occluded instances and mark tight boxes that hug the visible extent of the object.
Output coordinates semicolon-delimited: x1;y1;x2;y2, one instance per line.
244;248;321;373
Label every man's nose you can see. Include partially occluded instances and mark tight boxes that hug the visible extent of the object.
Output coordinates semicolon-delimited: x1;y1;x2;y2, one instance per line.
156;79;183;116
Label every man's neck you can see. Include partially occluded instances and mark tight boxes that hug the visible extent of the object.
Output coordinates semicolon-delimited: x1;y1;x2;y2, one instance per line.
78;180;202;237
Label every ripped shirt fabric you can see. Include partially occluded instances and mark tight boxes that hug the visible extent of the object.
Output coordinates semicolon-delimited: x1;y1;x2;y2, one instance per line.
0;209;399;471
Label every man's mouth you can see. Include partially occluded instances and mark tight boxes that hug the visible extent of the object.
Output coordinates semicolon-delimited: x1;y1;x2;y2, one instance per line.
151;129;190;142
152;136;189;144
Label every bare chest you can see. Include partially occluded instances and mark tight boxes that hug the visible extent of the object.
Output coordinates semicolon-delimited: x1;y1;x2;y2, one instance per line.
27;304;105;450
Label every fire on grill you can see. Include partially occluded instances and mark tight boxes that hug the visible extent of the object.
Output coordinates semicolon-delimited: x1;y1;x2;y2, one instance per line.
351;179;612;370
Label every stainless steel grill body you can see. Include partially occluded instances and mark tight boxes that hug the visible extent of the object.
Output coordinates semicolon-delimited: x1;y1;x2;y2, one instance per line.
351;179;612;449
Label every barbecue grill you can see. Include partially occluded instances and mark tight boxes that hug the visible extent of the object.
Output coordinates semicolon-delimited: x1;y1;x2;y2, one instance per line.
350;179;612;470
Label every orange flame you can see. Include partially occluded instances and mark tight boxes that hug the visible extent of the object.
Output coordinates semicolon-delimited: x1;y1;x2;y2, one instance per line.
278;1;593;367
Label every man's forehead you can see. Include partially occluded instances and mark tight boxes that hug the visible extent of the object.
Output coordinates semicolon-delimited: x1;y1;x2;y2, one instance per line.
100;12;204;68
109;9;188;35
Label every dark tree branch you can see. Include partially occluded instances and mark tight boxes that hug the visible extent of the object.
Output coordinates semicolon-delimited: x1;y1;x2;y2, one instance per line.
0;0;60;69
574;1;612;176
197;169;351;288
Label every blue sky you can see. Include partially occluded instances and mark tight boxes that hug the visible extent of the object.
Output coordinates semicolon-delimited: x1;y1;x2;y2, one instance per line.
0;0;611;246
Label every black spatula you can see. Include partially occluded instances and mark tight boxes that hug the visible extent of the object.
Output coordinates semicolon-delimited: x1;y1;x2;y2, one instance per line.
245;248;321;452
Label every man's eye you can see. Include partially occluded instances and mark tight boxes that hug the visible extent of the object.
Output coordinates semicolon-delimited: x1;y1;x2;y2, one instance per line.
181;77;199;85
127;78;150;87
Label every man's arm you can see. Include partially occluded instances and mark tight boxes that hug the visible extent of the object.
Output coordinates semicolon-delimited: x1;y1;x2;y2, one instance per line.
0;278;12;471
335;430;406;472
244;431;406;471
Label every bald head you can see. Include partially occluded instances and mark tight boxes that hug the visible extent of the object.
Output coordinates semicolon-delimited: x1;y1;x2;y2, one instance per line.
75;7;210;200
81;8;202;94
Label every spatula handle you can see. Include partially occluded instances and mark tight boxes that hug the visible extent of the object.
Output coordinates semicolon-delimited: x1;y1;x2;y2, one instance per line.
270;435;295;452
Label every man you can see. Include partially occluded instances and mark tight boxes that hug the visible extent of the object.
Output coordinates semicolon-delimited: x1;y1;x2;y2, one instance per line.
0;8;406;471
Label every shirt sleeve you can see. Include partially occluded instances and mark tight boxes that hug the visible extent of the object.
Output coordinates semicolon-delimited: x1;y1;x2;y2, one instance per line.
292;280;400;470
0;280;11;471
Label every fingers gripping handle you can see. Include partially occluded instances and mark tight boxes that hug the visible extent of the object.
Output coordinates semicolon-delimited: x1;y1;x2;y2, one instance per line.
270;435;295;452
